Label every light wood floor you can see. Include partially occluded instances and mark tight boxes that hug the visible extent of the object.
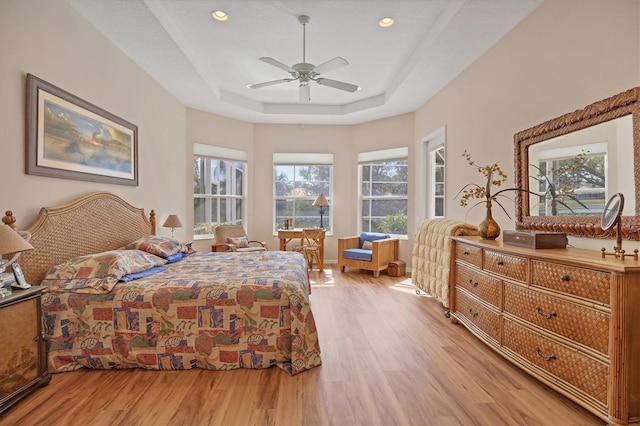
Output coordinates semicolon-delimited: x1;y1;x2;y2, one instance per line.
2;266;601;426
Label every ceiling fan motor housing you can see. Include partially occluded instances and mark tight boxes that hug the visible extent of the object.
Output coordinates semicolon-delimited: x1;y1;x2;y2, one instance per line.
298;15;310;25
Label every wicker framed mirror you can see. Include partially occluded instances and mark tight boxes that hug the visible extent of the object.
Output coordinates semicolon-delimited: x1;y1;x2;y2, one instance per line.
514;87;640;240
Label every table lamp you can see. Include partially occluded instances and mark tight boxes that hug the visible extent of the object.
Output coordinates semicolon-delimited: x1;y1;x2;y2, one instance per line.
162;214;182;239
0;225;34;272
0;225;34;294
312;194;330;229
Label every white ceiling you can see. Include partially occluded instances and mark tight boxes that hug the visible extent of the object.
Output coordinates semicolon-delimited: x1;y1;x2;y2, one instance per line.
67;0;542;125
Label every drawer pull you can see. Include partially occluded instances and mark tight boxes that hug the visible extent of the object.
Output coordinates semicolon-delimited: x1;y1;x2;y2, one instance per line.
463;250;470;255
496;260;504;266
560;274;570;281
535;346;556;362
469;279;479;288
535;305;557;319
468;308;479;318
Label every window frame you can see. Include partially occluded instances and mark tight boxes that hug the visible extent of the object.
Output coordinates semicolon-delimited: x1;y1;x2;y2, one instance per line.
273;153;334;235
193;144;247;239
358;147;409;238
428;143;446;219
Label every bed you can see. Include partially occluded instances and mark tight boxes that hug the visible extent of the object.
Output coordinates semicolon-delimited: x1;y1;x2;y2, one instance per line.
12;192;320;376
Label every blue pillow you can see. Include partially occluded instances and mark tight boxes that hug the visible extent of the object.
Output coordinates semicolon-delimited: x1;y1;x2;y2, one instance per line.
359;232;391;249
120;265;168;282
165;252;184;263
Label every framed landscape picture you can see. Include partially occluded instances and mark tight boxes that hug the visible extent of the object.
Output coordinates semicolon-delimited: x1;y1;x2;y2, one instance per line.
26;74;138;186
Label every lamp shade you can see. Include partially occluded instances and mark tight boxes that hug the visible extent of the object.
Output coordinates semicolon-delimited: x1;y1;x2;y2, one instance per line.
312;194;330;207
0;225;34;256
162;215;183;228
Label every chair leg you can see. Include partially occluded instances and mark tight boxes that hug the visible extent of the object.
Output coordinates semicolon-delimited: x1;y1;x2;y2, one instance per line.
312;252;322;272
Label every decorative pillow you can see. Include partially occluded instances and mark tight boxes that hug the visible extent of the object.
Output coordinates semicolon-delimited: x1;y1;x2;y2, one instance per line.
227;236;249;248
362;241;373;250
42;250;167;294
360;232;391;249
122;235;190;258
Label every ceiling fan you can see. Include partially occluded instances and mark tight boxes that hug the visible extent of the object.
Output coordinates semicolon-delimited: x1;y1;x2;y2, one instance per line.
246;15;359;102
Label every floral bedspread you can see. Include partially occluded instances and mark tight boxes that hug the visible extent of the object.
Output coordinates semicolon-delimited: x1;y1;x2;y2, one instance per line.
41;251;320;375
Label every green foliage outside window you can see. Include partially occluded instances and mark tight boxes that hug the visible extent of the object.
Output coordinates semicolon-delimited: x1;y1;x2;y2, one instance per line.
360;159;408;236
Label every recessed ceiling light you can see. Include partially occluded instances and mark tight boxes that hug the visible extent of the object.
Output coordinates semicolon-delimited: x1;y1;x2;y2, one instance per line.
212;10;228;21
379;17;394;28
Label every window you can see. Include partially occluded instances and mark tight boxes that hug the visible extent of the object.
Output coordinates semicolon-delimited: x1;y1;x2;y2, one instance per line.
193;144;247;238
419;126;446;221
274;153;333;232
429;144;446;218
359;148;408;236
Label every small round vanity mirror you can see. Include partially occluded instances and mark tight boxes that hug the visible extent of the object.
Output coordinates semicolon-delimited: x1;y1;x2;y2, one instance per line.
601;193;624;231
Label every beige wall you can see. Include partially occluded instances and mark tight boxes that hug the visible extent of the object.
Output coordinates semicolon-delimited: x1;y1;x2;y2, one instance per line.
1;0;187;240
253;123;353;260
185;108;254;252
2;0;639;266
249;113;414;261
414;0;640;250
352;113;415;261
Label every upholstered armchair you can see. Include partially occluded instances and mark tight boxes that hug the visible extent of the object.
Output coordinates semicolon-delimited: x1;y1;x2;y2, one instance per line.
338;232;399;277
211;225;268;252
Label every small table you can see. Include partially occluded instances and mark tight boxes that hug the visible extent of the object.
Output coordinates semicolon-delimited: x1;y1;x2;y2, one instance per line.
277;228;325;269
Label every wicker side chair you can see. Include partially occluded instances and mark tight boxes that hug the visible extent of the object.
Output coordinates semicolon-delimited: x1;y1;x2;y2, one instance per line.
293;228;324;271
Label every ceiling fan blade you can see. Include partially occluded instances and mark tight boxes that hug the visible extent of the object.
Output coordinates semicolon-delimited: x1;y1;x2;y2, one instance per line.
313;57;348;75
316;78;359;93
299;82;311;102
259;57;296;73
247;78;294;89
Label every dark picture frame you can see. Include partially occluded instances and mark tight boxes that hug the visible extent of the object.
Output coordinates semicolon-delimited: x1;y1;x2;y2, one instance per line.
25;74;138;186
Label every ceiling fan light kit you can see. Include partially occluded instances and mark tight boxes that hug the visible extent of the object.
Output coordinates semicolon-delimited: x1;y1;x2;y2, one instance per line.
247;15;359;102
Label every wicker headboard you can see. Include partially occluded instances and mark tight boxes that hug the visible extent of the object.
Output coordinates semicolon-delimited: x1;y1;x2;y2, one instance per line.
11;192;155;285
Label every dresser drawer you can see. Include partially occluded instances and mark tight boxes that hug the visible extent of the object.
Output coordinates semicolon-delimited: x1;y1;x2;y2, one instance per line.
455;289;499;343
502;318;608;406
503;282;609;355
455;262;501;309
484;250;527;282
531;261;610;305
455;242;482;268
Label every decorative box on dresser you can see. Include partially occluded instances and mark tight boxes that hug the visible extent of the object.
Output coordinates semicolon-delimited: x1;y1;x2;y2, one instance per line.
0;286;50;414
450;236;640;425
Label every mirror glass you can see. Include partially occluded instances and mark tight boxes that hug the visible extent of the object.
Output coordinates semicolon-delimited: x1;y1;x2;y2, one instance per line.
515;87;640;240
527;115;634;218
601;193;624;231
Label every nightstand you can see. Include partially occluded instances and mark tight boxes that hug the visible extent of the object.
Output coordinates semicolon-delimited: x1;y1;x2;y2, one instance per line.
0;285;50;413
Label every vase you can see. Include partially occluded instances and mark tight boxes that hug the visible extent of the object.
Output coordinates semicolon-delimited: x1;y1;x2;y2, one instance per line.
478;200;501;240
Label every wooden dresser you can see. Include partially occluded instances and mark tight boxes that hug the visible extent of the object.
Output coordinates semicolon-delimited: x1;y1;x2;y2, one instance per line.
450;236;639;425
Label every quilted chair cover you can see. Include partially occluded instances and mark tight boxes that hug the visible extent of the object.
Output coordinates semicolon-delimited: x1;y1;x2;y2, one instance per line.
412;219;478;308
